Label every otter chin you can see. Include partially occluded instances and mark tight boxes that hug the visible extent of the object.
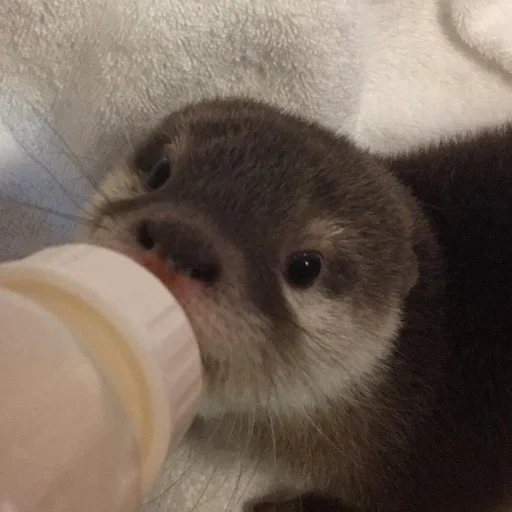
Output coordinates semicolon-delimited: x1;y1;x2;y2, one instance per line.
80;98;512;512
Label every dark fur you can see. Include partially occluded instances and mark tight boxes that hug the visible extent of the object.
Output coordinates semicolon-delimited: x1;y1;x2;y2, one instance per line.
379;130;512;511
271;125;512;511
92;99;512;512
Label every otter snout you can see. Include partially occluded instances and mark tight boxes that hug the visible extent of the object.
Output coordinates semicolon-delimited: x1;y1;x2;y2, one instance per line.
134;219;221;286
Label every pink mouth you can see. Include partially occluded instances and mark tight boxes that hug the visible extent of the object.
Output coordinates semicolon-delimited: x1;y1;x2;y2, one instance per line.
136;251;199;304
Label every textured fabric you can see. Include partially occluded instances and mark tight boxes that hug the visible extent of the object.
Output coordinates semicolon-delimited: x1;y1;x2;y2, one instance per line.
354;0;512;153
449;0;512;74
0;0;367;260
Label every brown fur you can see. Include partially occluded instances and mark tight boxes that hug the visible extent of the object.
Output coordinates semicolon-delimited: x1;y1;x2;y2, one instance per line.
83;99;512;512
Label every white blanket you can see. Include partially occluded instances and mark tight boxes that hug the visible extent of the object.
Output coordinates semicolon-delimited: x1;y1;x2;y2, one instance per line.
1;0;512;510
355;0;512;153
0;0;368;261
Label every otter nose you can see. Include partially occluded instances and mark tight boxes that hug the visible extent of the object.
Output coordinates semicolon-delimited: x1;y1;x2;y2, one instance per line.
135;219;221;285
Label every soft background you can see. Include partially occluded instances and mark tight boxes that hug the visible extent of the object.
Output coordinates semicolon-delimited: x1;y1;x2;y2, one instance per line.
1;0;512;510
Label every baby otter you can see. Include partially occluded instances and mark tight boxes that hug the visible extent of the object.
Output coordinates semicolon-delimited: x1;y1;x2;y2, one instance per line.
82;98;512;512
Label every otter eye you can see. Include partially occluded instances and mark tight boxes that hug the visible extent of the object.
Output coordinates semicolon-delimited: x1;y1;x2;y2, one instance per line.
285;251;323;288
147;158;171;190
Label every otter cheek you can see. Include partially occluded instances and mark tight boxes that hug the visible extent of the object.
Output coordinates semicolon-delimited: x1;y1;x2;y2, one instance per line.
135;251;200;304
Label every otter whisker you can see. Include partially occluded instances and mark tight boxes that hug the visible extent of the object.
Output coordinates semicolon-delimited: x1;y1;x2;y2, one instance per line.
238;448;265;510
27;104;112;205
1;196;96;226
239;409;258;486
302;410;344;458
145;410;232;506
187;463;220;512
268;409;279;512
268;405;278;466
144;417;231;506
201;446;244;509
2;123;89;214
116;104;136;154
224;453;245;512
224;409;261;512
142;445;200;506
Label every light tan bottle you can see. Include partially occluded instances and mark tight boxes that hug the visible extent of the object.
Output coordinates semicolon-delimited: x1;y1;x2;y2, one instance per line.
0;244;202;512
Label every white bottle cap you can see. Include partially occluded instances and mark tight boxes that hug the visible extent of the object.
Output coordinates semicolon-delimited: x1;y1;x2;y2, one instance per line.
0;244;203;494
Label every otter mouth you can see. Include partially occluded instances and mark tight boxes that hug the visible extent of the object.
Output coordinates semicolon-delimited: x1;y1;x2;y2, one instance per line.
135;250;200;304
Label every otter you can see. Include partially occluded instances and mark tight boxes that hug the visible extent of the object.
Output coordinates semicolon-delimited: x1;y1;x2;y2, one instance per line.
81;98;512;512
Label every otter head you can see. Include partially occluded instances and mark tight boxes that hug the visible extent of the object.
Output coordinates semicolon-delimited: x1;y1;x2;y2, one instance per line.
82;98;418;419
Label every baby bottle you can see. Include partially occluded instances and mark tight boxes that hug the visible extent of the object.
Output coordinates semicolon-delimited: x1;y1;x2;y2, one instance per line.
0;244;202;512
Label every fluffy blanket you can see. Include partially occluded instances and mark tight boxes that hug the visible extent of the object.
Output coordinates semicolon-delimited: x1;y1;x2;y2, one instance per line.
0;0;368;260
